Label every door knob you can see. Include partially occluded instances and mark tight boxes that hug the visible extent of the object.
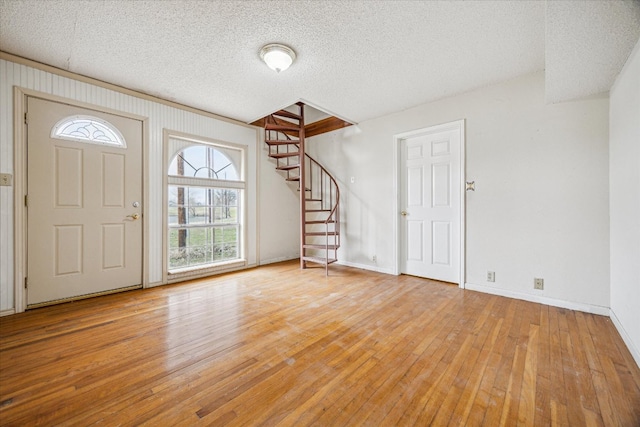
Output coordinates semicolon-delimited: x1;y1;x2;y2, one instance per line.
127;213;140;220
400;211;408;216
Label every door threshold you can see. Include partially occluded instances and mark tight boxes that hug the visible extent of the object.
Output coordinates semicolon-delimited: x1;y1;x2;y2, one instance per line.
27;284;142;309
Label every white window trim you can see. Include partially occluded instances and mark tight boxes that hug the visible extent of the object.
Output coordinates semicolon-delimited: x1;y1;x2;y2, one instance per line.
167;259;247;283
167;175;245;189
162;130;248;283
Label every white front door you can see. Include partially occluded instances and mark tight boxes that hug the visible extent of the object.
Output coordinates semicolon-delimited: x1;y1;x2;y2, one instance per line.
26;97;143;306
399;122;462;284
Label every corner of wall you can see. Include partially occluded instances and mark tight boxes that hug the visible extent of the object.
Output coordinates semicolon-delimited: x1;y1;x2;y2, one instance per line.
609;35;640;369
610;308;640;368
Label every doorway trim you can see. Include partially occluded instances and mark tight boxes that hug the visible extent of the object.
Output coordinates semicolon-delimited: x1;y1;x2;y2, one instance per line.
392;119;466;288
13;87;149;312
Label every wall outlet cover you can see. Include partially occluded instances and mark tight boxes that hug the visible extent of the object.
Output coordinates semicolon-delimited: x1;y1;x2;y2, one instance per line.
0;173;12;186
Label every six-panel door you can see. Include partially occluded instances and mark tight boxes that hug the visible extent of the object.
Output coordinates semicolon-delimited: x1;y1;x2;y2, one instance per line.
27;97;143;306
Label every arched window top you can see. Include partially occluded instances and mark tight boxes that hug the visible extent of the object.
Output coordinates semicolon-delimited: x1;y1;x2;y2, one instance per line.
51;115;126;148
169;145;239;181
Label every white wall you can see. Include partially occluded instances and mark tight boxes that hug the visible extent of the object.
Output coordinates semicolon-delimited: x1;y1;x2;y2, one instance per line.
258;141;301;264
309;71;610;312
609;38;640;367
0;55;262;313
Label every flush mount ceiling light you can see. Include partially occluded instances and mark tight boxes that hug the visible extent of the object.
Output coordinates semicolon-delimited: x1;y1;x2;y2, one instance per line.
259;43;296;73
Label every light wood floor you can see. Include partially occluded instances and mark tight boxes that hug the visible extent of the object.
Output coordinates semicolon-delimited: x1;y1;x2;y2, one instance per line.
1;261;639;426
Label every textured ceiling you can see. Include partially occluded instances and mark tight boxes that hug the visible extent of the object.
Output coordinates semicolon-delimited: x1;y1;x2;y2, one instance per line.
1;0;638;124
546;0;640;103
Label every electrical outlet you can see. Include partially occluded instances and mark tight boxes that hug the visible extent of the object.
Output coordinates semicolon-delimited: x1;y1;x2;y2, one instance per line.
0;173;12;186
534;278;544;290
372;255;377;262
487;271;495;282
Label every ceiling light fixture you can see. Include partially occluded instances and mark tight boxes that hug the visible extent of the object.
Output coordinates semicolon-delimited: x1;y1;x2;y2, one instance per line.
259;43;296;73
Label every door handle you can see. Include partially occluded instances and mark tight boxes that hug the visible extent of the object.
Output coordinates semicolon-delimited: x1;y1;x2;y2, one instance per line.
126;213;140;220
400;211;408;216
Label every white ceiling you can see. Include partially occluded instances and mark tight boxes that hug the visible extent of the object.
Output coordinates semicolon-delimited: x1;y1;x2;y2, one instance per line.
1;0;639;124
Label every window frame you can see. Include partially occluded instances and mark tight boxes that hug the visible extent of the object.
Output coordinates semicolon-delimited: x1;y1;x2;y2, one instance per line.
163;132;247;282
51;115;127;147
167;185;242;268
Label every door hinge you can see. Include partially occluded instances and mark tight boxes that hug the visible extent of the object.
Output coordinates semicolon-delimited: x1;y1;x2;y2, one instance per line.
24;195;28;207
24;112;28;125
24;277;28;289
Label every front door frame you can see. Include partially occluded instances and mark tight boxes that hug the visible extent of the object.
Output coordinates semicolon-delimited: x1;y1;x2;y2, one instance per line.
13;88;149;312
393;119;466;288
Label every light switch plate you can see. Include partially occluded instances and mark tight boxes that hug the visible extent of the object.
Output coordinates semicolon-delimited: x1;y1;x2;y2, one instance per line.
0;173;12;186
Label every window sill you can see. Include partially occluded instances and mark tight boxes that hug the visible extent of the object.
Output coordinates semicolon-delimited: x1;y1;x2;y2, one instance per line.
167;259;247;283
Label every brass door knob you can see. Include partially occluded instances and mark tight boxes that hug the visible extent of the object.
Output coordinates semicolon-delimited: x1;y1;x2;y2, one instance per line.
400;211;408;216
127;213;140;220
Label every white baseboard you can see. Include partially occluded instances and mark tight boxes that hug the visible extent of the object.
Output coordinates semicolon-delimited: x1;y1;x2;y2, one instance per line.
259;255;299;266
0;308;16;317
464;282;610;316
610;308;640;369
336;260;395;275
146;281;165;288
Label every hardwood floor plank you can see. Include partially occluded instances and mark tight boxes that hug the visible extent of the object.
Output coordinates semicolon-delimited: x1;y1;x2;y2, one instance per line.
413;294;497;426
274;335;377;425
533;305;551;427
482;299;523;425
599;353;636;425
453;316;504;426
150;272;424;426
517;323;539;426
500;301;538;426
582;407;605;427
498;344;524;426
372;296;470;425
551;399;570;427
321;299;442;425
565;311;600;413
373;297;469;426
463;295;511;425
427;295;499;426
586;312;640;425
559;329;587;424
318;301;438;425
548;306;568;408
0;261;638;426
400;295;488;424
591;367;621;427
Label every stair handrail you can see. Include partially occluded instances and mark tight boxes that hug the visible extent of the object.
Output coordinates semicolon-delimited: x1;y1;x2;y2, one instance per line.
307;154;340;225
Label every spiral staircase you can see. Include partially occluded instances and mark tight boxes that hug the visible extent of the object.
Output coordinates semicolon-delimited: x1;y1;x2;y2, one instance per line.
260;103;341;274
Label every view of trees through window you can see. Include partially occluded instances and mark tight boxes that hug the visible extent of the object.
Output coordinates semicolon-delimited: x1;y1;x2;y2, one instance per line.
168;144;241;269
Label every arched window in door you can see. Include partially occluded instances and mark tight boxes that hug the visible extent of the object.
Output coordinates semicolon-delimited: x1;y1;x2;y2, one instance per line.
167;142;244;271
51;115;127;147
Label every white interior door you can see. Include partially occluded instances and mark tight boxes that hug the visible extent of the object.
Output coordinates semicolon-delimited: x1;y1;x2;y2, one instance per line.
400;124;461;284
27;97;143;306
